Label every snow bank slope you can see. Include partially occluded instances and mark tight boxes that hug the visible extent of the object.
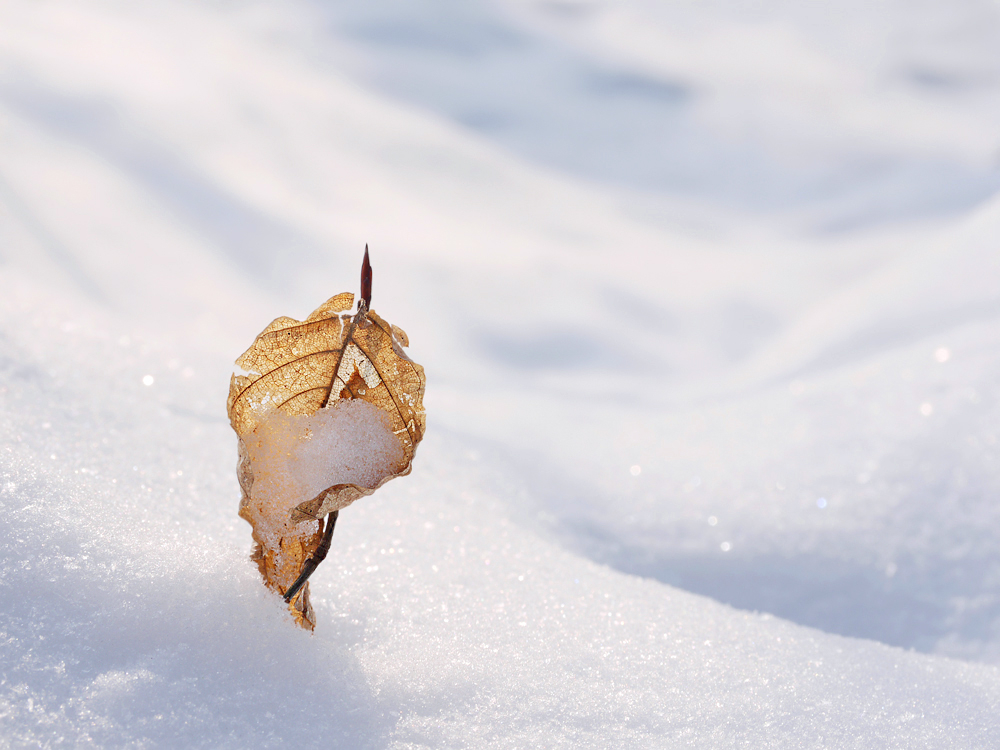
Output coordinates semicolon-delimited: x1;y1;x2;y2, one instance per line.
2;277;999;748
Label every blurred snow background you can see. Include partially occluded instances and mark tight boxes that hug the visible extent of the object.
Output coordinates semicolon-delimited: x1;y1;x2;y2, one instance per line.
3;0;1000;746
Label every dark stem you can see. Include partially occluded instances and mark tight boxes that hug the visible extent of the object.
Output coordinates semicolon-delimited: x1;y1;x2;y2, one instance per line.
283;510;339;603
360;245;372;312
319;248;372;408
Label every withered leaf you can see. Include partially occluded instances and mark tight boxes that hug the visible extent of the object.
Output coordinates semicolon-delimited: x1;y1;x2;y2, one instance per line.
228;291;426;515
227;276;425;628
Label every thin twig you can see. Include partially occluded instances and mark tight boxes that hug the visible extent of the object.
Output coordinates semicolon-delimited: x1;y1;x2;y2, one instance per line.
284;510;339;603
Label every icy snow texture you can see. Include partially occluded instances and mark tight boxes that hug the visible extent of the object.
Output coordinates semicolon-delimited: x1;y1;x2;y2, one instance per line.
244;400;406;545
3;0;1000;747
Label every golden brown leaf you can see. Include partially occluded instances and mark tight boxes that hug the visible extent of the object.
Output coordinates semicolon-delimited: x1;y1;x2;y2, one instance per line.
227;287;426;629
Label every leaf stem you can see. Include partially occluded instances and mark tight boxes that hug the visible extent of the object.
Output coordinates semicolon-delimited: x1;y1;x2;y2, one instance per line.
283;510;339;603
360;245;372;312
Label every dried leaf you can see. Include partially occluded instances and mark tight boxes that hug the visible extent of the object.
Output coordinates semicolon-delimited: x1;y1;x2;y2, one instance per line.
227;262;425;629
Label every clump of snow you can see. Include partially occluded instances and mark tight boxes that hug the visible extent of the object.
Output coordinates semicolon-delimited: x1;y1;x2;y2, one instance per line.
244;400;405;545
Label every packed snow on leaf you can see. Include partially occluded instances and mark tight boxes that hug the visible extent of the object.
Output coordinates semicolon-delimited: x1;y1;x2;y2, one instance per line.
243;399;406;548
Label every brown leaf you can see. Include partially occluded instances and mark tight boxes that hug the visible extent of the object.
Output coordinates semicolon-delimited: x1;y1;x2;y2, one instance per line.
227;285;425;628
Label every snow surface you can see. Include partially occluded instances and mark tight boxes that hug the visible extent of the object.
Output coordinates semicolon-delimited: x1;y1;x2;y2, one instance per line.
3;0;1000;746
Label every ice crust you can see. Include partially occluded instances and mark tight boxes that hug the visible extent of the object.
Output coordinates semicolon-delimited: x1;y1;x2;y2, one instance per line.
4;0;1000;747
244;400;406;545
